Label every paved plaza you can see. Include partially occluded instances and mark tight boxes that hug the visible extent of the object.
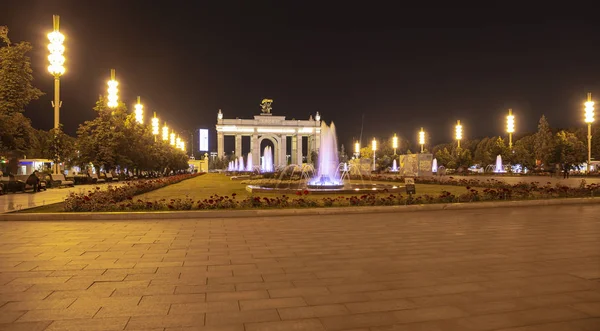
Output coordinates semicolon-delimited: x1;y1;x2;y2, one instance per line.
0;205;599;330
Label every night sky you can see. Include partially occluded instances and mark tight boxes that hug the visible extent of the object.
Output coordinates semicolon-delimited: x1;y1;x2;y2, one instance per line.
2;1;600;152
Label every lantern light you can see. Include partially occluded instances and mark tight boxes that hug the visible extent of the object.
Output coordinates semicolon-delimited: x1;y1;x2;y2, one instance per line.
372;138;377;151
134;96;144;124
162;123;169;141
47;15;65;76
107;69;118;108
170;132;176;146
585;97;595;124
419;128;425;145
151;113;159;135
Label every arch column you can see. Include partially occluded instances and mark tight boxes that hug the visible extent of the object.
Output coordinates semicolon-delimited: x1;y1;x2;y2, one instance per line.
251;134;259;168
235;135;242;158
280;134;287;166
296;133;303;165
217;132;224;158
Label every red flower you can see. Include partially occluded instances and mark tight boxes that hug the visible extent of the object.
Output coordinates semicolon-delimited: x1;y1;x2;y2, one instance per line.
303;190;309;195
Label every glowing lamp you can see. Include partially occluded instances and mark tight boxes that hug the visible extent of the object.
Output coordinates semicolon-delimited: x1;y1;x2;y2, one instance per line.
162;124;169;141
372;138;377;151
354;141;360;154
585;99;595;124
134;96;144;124
392;134;398;149
507;109;515;133
47;16;65;76
151;113;159;135
176;136;181;149
170;132;176;146
455;120;463;141
107;69;118;108
419;128;425;145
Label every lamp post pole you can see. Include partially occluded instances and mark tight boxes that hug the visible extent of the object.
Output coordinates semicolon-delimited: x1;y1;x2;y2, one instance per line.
48;15;65;174
371;138;377;171
585;93;595;173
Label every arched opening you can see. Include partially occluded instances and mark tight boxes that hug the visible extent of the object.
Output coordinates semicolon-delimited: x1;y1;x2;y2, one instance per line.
259;136;278;172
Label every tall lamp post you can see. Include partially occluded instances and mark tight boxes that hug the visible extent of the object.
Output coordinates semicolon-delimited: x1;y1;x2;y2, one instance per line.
151;112;159;142
419;128;425;153
455;120;463;149
354;141;360;159
107;69;118;109
170;132;176;146
392;134;398;155
48;15;65;174
134;96;144;124
162;123;169;141
585;93;595;173
507;109;515;149
371;138;377;171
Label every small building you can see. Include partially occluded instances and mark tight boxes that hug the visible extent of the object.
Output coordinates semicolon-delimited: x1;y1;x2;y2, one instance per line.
17;159;53;175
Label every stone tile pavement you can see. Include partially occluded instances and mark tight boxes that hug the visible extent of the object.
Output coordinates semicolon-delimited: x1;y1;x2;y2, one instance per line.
0;205;599;330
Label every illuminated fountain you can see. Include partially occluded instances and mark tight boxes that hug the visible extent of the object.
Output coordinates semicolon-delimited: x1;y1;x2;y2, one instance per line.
494;155;505;173
234;159;238;171
307;122;344;189
227;161;234;171
261;146;273;172
246;152;253;172
238;156;245;172
432;158;438;173
391;159;398;172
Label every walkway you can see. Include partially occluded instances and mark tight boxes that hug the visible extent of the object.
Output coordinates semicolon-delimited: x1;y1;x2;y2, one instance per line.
0;183;125;213
0;205;598;330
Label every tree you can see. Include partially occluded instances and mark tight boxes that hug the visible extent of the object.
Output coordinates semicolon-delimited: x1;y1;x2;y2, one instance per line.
0;26;43;115
0;26;43;173
533;115;555;168
512;134;536;170
551;131;586;167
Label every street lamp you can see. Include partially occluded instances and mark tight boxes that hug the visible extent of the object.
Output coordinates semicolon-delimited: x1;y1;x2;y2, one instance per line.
372;138;377;171
47;15;65;175
392;134;398;155
507;109;515;148
170;132;176;146
354;141;360;158
176;136;182;150
151;112;159;141
107;69;118;108
47;15;65;129
455;120;463;148
134;96;144;124
419;128;425;153
162;123;169;141
585;93;595;173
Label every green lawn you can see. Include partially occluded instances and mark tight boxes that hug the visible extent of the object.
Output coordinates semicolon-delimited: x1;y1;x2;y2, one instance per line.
138;173;472;202
16;173;476;213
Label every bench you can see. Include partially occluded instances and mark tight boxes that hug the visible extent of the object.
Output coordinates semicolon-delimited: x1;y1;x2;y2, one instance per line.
16;174;47;192
90;173;106;183
50;174;74;187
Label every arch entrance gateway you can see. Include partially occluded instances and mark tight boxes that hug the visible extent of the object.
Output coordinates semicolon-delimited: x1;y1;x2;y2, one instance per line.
216;100;322;169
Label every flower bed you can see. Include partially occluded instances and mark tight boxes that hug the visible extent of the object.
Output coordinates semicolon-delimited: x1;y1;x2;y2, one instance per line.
63;173;203;212
65;179;599;212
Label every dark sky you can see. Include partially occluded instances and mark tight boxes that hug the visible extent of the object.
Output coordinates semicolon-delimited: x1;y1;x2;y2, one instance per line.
2;1;600;152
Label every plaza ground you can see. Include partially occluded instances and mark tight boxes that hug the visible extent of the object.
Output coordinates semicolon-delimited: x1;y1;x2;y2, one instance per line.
0;204;599;330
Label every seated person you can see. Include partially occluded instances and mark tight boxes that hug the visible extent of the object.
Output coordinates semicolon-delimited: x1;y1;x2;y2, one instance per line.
26;170;41;192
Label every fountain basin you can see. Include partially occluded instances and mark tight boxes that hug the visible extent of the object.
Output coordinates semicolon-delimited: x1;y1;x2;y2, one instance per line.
246;183;405;195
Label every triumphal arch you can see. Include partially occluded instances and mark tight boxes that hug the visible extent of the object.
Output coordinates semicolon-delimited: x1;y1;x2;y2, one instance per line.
216;99;322;168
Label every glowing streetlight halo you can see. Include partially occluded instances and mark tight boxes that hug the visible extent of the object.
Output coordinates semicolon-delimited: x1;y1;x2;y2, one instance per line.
419;128;425;153
170;132;176;146
47;15;65;77
107;69;119;108
151;112;159;136
162;123;169;141
507;109;515;149
455;120;463;148
585;93;595;173
392;134;398;155
134;96;144;124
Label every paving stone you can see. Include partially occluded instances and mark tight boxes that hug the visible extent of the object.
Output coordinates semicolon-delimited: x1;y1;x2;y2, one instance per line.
44;317;129;331
245;318;325;331
278;304;350;320
240;297;306;310
205;309;280;325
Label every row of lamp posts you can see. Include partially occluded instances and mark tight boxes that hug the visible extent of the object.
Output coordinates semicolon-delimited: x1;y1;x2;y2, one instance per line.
47;15;187;174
